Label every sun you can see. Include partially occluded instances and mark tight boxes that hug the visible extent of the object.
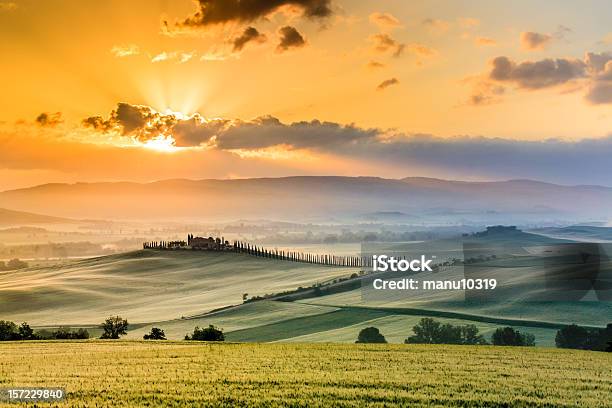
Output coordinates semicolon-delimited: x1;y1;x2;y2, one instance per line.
142;136;178;152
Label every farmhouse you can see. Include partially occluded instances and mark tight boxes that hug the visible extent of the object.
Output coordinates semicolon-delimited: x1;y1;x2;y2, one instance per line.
187;234;231;250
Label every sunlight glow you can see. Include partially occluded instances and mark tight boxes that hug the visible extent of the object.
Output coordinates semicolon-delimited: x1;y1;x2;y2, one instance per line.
142;136;179;152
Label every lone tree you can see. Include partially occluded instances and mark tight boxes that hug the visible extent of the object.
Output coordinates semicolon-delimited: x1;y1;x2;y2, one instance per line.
100;316;128;339
491;327;535;346
356;327;387;343
143;327;167;340
185;325;224;341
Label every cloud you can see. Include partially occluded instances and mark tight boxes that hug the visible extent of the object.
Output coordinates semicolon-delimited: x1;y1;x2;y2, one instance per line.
151;51;195;63
170;0;332;31
520;31;553;51
277;26;306;52
407;44;437;58
474;37;496;47
15;107;612;186
82;103;227;147
369;12;401;30
466;82;506;106
216;116;376;150
377;78;399;90
370;33;405;57
422;18;450;35
468;51;612;105
35;112;63;127
366;60;386;70
111;44;140;58
489;55;586;89
232;26;267;51
585;60;612;104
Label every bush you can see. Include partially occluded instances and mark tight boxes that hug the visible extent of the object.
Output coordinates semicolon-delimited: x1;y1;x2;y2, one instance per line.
491;327;535;346
356;327;387;343
405;318;487;345
143;327;167;340
185;325;224;341
100;316;128;339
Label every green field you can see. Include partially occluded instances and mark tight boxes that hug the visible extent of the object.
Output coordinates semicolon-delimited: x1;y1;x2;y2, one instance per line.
0;341;610;407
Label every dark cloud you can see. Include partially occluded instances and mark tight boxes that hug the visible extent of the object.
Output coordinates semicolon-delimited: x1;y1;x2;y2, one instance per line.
370;33;404;57
216;116;376;150
489;56;586;89
35;112;63;127
469;52;612;105
82;103;227;147
520;32;552;51
174;0;332;29
277;26;306;52
367;60;386;69
232;26;267;51
377;78;399;90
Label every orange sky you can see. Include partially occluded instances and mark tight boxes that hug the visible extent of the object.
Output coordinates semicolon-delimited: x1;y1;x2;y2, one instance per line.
1;0;612;190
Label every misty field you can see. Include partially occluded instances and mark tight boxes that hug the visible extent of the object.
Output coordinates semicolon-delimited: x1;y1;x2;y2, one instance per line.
1;342;611;407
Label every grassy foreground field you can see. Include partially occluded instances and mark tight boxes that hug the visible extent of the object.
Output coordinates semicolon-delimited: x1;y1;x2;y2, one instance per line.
1;342;611;407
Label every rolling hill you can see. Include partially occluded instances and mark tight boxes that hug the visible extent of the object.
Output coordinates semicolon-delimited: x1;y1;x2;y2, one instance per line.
0;250;357;326
0;207;75;226
1;176;611;221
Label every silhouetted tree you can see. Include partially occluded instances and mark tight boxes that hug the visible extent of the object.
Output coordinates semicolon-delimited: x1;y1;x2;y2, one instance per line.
356;327;387;343
491;327;535;346
143;327;166;340
100;316;128;339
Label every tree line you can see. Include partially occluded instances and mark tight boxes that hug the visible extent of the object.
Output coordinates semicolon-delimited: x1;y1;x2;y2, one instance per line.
0;258;28;271
234;241;373;267
356;318;612;351
0;316;225;343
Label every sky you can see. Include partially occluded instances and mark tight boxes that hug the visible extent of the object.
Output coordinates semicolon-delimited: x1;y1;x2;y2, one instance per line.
1;0;612;190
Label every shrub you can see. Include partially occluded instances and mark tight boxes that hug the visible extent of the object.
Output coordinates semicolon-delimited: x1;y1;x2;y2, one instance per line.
491;327;535;346
356;327;387;343
143;327;167;340
185;325;224;341
100;316;128;339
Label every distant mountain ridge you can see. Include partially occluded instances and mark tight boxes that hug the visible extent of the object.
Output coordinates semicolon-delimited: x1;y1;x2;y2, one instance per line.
1;176;611;221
